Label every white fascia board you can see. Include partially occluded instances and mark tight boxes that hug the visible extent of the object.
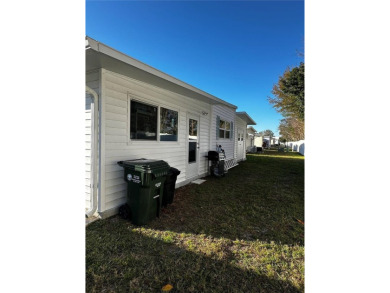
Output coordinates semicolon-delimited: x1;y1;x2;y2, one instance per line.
236;111;256;125
247;126;257;133
85;36;237;110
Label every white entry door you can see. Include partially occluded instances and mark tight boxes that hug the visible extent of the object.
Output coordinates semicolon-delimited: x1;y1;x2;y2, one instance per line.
187;113;200;179
237;128;244;161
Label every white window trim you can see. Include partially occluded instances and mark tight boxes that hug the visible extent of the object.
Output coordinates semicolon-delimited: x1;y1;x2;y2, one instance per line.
219;119;231;139
159;105;180;143
128;97;159;142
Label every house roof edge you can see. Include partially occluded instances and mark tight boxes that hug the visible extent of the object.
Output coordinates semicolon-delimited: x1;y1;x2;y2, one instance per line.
86;36;237;109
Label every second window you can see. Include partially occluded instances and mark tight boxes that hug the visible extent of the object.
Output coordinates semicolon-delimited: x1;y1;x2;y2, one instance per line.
219;119;231;139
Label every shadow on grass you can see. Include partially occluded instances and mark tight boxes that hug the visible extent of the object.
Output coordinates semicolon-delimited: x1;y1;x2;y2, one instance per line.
149;154;304;246
86;218;303;292
86;153;304;292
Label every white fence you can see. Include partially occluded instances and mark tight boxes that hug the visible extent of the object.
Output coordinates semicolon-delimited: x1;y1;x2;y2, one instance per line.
286;140;305;156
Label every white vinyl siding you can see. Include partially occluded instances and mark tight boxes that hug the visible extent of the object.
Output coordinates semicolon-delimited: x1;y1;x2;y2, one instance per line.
86;70;101;95
211;105;236;160
101;69;211;211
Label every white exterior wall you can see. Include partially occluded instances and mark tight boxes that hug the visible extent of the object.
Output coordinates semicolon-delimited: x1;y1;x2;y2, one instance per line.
86;70;101;211
246;128;256;152
100;69;212;212
254;136;263;148
234;115;247;161
210;104;236;160
86;70;101;95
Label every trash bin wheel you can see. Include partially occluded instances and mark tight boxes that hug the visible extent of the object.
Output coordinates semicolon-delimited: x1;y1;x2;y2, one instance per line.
119;204;131;220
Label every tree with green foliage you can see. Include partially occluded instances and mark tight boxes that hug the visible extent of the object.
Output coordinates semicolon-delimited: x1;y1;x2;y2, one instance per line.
269;62;304;121
268;62;304;140
278;117;304;141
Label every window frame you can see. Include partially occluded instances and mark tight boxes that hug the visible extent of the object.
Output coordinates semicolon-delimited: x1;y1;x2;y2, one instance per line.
219;119;231;139
129;99;158;141
159;106;179;142
127;95;180;143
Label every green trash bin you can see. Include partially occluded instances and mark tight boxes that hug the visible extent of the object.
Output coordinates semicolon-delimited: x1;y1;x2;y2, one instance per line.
117;159;170;225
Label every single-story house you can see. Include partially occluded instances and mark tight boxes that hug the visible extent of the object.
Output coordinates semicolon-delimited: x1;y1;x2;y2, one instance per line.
254;133;263;148
263;136;279;146
211;103;238;170
235;112;256;161
246;126;257;152
85;36;256;218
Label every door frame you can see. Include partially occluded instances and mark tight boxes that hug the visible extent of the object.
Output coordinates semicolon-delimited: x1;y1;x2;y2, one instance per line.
237;128;244;160
186;112;201;180
86;86;99;217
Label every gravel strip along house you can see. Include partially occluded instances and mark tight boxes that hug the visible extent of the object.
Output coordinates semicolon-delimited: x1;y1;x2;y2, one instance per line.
85;36;256;218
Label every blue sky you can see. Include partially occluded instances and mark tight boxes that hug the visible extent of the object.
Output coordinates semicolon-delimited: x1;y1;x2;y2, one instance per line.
86;1;304;136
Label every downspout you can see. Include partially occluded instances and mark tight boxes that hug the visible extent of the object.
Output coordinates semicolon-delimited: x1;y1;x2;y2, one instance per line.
86;86;99;218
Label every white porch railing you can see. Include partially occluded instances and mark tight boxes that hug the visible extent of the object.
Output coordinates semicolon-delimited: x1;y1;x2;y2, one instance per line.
225;158;238;170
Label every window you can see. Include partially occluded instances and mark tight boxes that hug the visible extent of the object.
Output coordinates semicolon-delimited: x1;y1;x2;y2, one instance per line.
188;118;198;163
130;100;179;142
160;107;178;141
189;118;198;138
130;100;157;140
219;119;231;139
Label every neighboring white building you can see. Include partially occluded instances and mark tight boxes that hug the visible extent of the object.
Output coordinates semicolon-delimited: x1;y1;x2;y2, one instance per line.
85;37;257;218
235;112;256;161
211;104;237;169
262;136;279;147
246;126;257;152
254;134;263;148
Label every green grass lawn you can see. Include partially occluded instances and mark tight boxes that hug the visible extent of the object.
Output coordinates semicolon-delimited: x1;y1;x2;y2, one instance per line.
86;150;304;292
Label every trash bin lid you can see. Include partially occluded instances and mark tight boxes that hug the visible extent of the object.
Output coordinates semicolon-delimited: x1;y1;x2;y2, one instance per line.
169;167;181;175
118;159;170;175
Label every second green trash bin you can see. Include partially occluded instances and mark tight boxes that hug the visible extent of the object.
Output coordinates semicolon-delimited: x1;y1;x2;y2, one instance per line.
117;159;170;225
162;167;181;207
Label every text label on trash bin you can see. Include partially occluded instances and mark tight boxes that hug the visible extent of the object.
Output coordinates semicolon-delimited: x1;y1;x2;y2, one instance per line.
155;182;161;188
127;174;141;184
